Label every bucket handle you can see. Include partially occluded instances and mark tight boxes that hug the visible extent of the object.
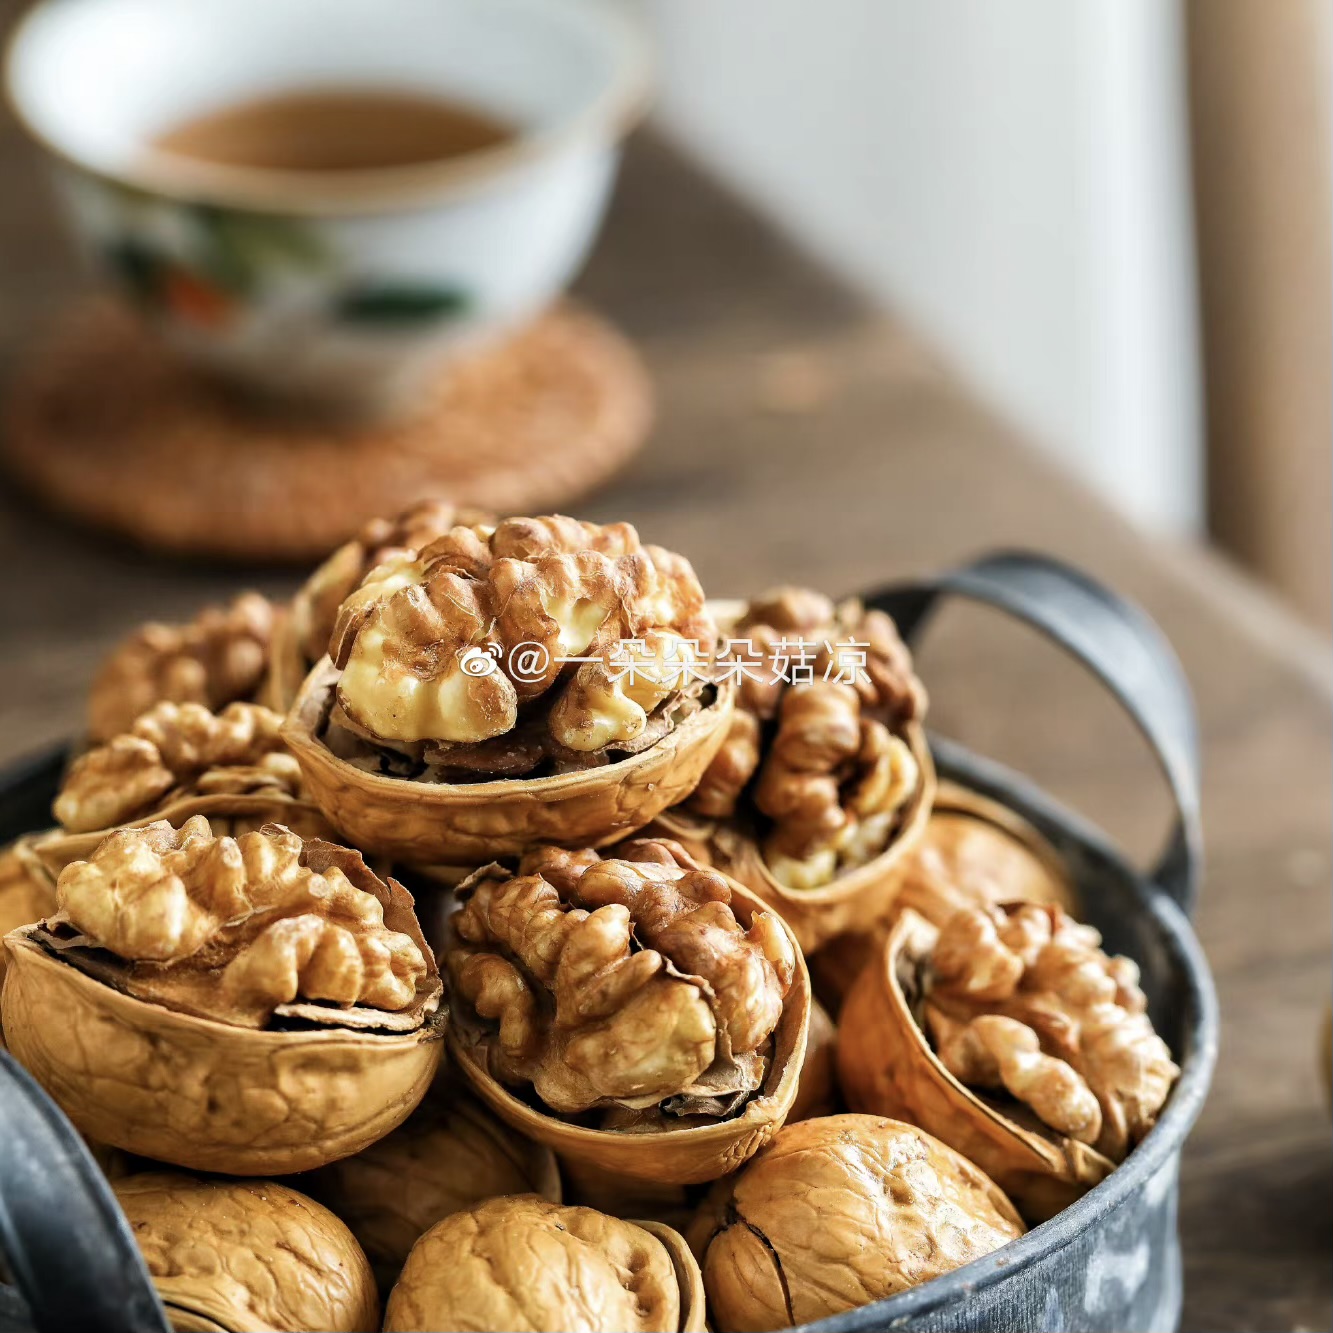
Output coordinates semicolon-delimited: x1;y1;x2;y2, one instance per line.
0;1050;168;1333
860;549;1202;914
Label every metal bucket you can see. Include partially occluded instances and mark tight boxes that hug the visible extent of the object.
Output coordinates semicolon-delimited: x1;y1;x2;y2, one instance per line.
0;553;1217;1333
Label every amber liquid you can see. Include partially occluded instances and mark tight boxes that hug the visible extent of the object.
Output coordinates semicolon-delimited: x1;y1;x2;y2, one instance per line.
151;88;514;172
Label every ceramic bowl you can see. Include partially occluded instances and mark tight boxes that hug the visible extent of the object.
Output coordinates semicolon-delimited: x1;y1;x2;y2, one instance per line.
5;0;650;417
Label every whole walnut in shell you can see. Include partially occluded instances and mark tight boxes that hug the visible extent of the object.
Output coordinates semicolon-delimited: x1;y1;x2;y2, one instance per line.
446;838;810;1185
1;818;444;1173
837;903;1178;1219
383;1196;705;1333
651;588;934;953
688;1114;1024;1332
283;515;736;862
89;593;278;743
809;782;1077;1013
304;1080;561;1292
115;1172;378;1332
265;500;491;711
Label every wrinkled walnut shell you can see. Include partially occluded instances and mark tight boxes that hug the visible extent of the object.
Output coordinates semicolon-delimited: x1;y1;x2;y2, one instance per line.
809;780;1077;1013
3;929;444;1174
115;1172;379;1332
304;1079;562;1293
649;717;934;955
836;908;1115;1220
449;874;810;1186
1;834;445;1174
687;1113;1024;1333
382;1196;703;1333
284;658;737;862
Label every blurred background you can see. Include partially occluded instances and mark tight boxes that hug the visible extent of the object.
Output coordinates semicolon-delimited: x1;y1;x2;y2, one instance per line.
643;0;1331;629
0;0;1328;629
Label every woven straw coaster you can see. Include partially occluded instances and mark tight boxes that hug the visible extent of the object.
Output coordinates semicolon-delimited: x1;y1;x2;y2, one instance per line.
3;299;652;562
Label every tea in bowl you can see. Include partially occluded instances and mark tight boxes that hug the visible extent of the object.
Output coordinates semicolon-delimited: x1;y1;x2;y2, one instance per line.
5;0;650;418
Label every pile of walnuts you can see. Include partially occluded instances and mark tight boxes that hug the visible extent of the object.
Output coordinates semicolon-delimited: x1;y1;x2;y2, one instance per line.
0;509;1178;1333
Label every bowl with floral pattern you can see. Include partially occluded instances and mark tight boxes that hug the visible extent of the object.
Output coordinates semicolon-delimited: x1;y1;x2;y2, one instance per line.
6;0;650;418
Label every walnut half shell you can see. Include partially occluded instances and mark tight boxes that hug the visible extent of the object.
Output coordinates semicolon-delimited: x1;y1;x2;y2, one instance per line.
284;659;736;863
115;1172;379;1332
447;840;810;1186
687;1114;1024;1332
836;904;1176;1219
1;820;444;1173
383;1196;705;1333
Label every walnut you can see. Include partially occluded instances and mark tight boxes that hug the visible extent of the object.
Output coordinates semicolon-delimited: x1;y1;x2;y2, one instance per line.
54;702;297;833
2;820;443;1173
445;841;810;1186
54;817;426;1025
284;516;735;864
329;515;713;748
305;1081;561;1292
688;1114;1024;1332
88;593;277;742
924;902;1178;1161
448;840;794;1115
655;589;931;954
114;1173;378;1332
383;1196;703;1333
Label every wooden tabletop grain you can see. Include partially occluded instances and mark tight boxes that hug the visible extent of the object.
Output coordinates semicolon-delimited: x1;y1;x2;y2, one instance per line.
0;105;1329;1333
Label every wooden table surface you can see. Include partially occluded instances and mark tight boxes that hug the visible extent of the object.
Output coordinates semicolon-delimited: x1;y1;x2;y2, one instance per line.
0;116;1329;1333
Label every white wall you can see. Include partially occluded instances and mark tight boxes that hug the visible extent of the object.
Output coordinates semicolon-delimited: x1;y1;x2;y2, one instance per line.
644;0;1204;534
